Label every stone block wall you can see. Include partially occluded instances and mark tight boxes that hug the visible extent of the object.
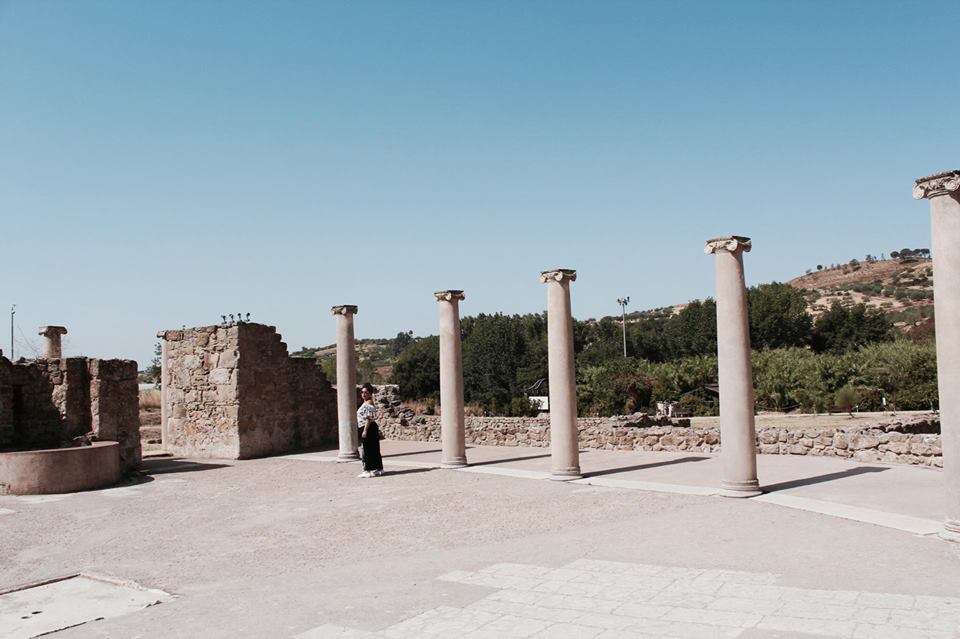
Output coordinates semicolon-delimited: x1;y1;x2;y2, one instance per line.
89;359;141;470
0;355;140;472
159;322;337;459
0;359;13;448
160;325;242;458
370;385;942;467
6;359;80;450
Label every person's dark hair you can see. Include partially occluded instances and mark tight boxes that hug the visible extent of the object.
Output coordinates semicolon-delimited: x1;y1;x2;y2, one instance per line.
360;383;376;394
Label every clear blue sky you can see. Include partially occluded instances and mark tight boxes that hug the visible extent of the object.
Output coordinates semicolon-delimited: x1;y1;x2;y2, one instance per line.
1;1;956;366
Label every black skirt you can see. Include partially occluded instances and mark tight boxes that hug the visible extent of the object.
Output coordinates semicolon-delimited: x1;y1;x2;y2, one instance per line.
360;423;383;471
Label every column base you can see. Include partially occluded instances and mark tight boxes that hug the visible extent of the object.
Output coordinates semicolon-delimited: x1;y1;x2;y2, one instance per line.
336;451;360;462
550;469;583;481
441;459;468;469
719;479;762;498
940;519;960;543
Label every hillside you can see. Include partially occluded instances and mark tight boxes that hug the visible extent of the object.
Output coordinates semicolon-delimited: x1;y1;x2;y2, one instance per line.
787;257;934;333
292;338;399;381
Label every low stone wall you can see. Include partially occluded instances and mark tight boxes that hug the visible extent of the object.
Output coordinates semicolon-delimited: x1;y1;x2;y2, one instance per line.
755;424;941;467
0;441;120;495
371;386;942;467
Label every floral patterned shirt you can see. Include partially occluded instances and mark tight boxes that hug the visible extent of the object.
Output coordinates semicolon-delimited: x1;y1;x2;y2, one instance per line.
357;402;377;428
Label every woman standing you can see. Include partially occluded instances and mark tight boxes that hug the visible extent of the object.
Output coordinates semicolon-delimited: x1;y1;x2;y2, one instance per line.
357;383;383;478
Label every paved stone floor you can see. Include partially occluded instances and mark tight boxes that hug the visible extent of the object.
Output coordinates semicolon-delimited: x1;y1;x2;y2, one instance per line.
300;560;960;638
1;442;959;638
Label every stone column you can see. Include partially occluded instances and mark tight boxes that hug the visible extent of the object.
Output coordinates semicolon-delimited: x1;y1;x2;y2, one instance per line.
705;237;761;498
435;290;467;468
331;305;360;462
38;326;67;359
540;269;581;480
914;170;960;542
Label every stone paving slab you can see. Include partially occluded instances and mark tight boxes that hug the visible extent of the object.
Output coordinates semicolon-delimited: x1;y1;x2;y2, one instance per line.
0;575;171;639
295;559;960;639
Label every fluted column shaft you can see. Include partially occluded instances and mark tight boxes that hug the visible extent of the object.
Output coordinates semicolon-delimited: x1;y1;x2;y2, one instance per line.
541;269;581;480
436;290;467;468
705;237;761;498
914;170;960;541
332;305;360;461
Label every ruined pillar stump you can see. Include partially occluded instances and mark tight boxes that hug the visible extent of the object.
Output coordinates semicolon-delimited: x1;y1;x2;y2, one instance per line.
540;269;581;480
914;170;960;542
332;305;360;462
38;326;67;359
705;237;761;498
436;290;467;468
159;337;169;451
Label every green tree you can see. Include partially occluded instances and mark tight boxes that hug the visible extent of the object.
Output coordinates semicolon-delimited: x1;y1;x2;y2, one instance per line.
578;358;655;416
752;347;823;411
747;283;813;350
462;314;529;408
577;318;627;368
858;340;938;410
834;385;859;415
390;330;414;356
144;342;162;386
663;300;717;359
390;337;440;400
811;302;891;353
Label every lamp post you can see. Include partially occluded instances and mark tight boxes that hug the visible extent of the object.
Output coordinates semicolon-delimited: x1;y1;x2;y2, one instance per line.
617;297;630;357
9;305;14;359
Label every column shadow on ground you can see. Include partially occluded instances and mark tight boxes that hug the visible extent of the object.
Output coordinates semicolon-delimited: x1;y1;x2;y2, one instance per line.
582;456;710;479
468;453;552;467
761;466;889;492
382;448;443;458
141;458;232;475
382;467;436;477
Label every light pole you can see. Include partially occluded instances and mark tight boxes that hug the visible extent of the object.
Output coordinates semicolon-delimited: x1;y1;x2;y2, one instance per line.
9;304;14;359
617;297;630;357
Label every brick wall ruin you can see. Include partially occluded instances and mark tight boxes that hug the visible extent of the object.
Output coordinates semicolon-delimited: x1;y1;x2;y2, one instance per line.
370;385;943;468
0;356;141;472
159;322;337;459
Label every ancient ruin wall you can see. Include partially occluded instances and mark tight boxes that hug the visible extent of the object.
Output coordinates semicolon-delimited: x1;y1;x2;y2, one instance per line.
160;325;242;458
6;358;88;450
371;385;942;468
285;357;339;452
235;324;338;458
0;355;140;471
0;360;13;448
89;359;142;470
160;323;337;459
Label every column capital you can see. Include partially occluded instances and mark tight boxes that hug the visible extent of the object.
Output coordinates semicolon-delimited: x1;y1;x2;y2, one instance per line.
434;290;465;302
705;236;752;255
38;325;67;338
914;170;960;200
540;268;577;284
330;305;358;316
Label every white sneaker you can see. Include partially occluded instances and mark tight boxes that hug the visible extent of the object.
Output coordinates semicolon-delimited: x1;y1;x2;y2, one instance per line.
358;471;371;478
372;469;383;477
